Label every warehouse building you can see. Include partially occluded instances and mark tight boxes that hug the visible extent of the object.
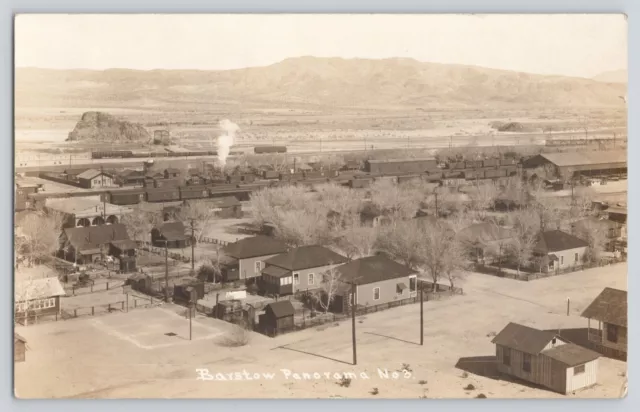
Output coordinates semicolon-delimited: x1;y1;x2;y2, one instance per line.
45;196;133;228
522;150;626;181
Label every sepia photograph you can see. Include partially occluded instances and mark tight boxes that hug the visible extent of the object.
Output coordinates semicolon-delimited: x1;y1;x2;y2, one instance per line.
13;14;628;399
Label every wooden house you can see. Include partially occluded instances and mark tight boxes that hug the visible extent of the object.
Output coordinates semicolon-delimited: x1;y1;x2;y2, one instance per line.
223;236;288;282
208;196;243;219
260;300;295;336
15;277;66;320
151;221;190;248
61;224;135;266
582;288;627;360
14;334;26;363
457;222;515;264
77;169;115;189
530;230;589;273
333;255;418;313
492;322;600;394
260;245;348;297
164;168;181;179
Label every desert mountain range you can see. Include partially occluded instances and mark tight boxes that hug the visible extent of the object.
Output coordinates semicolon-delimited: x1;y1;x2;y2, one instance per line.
15;57;627;109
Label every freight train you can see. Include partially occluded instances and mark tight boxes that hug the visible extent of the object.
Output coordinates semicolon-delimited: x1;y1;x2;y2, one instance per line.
92;145;287;160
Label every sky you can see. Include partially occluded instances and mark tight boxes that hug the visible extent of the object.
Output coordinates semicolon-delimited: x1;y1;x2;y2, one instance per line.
15;14;627;78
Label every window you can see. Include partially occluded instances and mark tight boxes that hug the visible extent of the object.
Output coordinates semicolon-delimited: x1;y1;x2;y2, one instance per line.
548;260;554;270
255;261;262;273
409;276;417;293
279;277;292;286
308;273;314;285
575;253;579;263
607;324;619;343
373;287;380;301
503;348;511;366
574;364;585;375
293;273;300;284
522;353;532;372
560;256;564;265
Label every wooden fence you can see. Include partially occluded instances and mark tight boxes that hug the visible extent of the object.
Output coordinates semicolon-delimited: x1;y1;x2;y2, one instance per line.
14;295;159;326
63;280;126;296
199;237;231;246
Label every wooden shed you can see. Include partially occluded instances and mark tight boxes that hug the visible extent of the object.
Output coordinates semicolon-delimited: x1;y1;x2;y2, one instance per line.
260;300;295;337
14;333;26;363
492;322;600;394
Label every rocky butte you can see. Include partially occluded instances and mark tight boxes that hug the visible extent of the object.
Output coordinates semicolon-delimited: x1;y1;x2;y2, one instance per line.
66;111;151;142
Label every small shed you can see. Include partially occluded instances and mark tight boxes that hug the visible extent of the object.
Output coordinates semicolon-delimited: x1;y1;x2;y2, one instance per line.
14;333;26;363
260;300;295;337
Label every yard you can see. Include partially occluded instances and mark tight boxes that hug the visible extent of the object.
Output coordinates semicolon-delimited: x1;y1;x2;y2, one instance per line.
15;263;627;399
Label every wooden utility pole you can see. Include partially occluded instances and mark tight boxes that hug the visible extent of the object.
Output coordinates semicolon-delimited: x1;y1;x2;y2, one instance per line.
351;282;357;365
190;220;195;271
164;240;170;303
420;285;424;346
434;190;439;218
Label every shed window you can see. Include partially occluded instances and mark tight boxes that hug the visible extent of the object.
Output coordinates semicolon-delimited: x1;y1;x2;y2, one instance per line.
373;287;380;301
409;276;417;293
607;324;619;343
280;277;292;286
503;348;511;366
574;364;585;375
255;261;262;273
522;353;531;372
308;273;314;285
293;273;300;284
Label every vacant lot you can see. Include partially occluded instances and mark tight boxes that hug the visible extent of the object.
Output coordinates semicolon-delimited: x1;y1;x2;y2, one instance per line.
15;263;627;399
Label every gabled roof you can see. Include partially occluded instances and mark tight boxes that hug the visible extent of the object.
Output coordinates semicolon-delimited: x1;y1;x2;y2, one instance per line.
224;236;288;259
581;287;627;327
64;224;130;251
491;322;558;355
542;344;600;366
15;277;66;301
110;239;138;251
537;150;626;168
533;230;589;254
154;221;188;241
266;300;294;318
336;255;416;285
265;245;348;271
77;169;112;180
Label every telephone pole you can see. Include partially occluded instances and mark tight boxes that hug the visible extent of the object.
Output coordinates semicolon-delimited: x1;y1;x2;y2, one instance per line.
420;285;424;345
351;282;357;365
190;220;195;271
164;240;170;303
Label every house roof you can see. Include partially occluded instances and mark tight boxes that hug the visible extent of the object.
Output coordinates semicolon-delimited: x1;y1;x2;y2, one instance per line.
15;276;66;301
458;222;515;244
262;265;291;278
265;245;348;271
77;169;112;180
533;230;589;254
165;167;181;174
64;224;131;251
46;196;132;217
110;239;138;251
336;255;416;285
224;236;288;259
581;287;627;327
266;300;295;318
208;196;241;208
154;221;188;241
542;344;600;367
538;150;626;168
491;322;558;355
573;217;621;232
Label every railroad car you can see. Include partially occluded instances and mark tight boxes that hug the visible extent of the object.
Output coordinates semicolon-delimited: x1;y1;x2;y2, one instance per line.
179;185;210;200
145;188;181;203
91;150;134;159
364;158;437;175
105;189;145;205
483;159;499;168
262;170;280;180
254;145;287;154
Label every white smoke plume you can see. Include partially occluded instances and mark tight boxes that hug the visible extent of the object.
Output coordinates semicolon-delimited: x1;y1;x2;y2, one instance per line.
217;119;240;167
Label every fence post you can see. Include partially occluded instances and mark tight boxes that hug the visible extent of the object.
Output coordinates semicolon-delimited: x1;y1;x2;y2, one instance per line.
108;304;111;312
92;307;95;316
135;299;137;308
74;309;77;317
107;282;109;290
122;301;125;310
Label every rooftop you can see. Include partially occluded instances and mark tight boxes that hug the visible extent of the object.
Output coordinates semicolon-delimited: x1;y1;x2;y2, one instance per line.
539;150;626;167
266;300;295;318
77;169;112;180
154;221;189;241
265;245;348;271
533;230;589;254
336;255;416;285
15;276;66;301
491;322;558;355
581;287;627;327
542;343;600;367
367;158;436;164
224;236;288;260
46;196;133;216
64;224;131;251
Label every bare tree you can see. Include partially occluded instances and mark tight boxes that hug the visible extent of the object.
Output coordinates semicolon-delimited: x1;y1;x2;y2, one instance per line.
336;217;379;260
120;206;163;248
442;236;470;289
468;182;499;219
313;266;342;314
15;211;64;267
507;209;540;274
175;200;218;242
272;208;331;247
573;220;607;264
501;177;527;210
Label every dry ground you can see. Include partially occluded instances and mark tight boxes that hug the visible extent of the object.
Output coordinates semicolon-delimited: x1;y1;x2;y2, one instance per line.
15;263;627;399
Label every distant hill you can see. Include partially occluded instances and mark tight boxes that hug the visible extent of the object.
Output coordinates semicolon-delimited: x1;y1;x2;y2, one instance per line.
592;69;627;84
15;57;627;109
67;111;151;142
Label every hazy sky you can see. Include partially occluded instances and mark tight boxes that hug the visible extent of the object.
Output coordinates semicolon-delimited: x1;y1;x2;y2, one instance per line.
15;14;627;78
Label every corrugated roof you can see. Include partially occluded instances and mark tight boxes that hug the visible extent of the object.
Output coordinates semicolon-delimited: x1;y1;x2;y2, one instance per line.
540;150;626;167
542;344;600;366
265;245;348;271
266;300;294;318
15;277;66;301
491;322;557;355
224;236;288;260
581;287;627;327
533;230;589;254
336;255;416;285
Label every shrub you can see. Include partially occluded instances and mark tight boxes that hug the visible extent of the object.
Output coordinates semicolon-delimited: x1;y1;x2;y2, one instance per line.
218;321;251;347
476;393;487;398
464;384;476;390
370;388;379;395
461;371;469;378
338;377;352;388
418;380;428;385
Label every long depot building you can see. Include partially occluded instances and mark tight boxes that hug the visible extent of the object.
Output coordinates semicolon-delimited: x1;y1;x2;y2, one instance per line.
522;150;627;181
